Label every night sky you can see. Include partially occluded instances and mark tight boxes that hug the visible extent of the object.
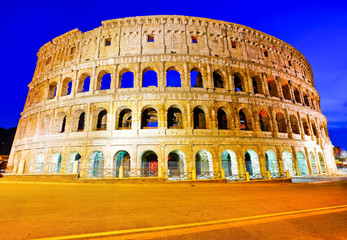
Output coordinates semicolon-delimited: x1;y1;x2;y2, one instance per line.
1;1;346;149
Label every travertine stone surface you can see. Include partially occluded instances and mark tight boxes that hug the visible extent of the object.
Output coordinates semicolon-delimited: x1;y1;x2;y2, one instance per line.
8;15;337;178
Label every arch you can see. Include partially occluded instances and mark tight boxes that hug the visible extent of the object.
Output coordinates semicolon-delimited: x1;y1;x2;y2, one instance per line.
118;108;132;129
142;68;158;87
166;67;181;87
96;110;107;131
297;151;309;175
193;107;206;129
268;79;279;97
213;70;224;88
167;106;183;129
47;82;58;100
259;110;271;131
88;151;104;178
54;112;66;133
303;93;310;106
239;109;252;130
77;112;85;131
113;150;131;177
276;112;287;133
318;152;326;173
41;114;51;135
72;110;85;132
282;150;296;176
141;107;158;129
195;150;213;178
265;150;279;173
294;87;301;103
61;77;73;96
141;150;158;177
311;122;319;138
31;153;44;173
282;82;292;100
119;69;134;88
190;68;203;88
217;108;228;129
66;151;81;173
49;152;62;173
290;115;300;134
245;150;260;176
221;150;238;177
77;74;91;93
302;118;310;135
167;150;186;179
252;76;263;94
97;71;111;90
233;73;243;92
309;152;319;174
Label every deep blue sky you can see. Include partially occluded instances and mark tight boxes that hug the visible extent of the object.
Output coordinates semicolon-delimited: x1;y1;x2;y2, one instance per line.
0;1;346;149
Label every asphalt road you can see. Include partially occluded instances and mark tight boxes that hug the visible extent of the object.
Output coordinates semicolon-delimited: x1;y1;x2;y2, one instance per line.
0;181;346;240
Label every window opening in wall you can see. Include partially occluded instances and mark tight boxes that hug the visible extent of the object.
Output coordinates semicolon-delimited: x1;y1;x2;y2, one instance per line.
276;113;287;133
141;108;158;129
239;110;248;130
245;152;253;175
99;73;111;90
78;112;85;131
120;71;134;88
166;69;181;87
304;94;310;106
48;82;58;100
268;79;279;97
142;69;158;87
217;109;228;129
147;35;154;42
294;88;301;103
252;76;262;94
67;81;72;95
83;76;90;92
105;38;111;46
193;108;206;129
259;110;271;131
190;69;203;88
234;74;243;92
61;116;66;133
288;60;292;66
70;47;76;55
213;71;224;88
282;83;291;100
290;115;300;134
97;110;107;130
264;49;268;57
118;109;132;129
167;108;183;129
231;41;237;48
192;36;197;44
302;119;310;136
141;151;158;177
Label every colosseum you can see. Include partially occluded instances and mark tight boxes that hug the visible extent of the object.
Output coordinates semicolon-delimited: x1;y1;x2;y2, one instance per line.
7;15;337;181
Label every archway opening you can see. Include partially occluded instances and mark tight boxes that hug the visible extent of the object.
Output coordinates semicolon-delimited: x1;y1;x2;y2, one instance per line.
141;108;158;129
239;109;251;130
217;108;228;129
265;150;279;173
318;153;326;173
167;107;183;129
166;69;181;87
234;74;243;92
276;113;287;133
282;150;295;177
245;150;260;176
98;72;111;90
290;115;300;134
61;78;72;96
309;152;319;174
78;112;85;131
195;150;213;178
143;69;158;87
167;150;186;179
88;151;104;178
221;150;238;177
268;79;279;97
118;109;132;129
297;151;309;175
259;110;271;131
31;153;44;173
66;152;81;173
120;71;134;88
113;151;131;177
213;71;224;88
48;82;57;100
190;69;203;88
252;76;263;94
193;107;206;129
294;88;301;103
141;151;158;177
49;152;62;173
302;119;310;136
282;83;291;100
97;110;107;130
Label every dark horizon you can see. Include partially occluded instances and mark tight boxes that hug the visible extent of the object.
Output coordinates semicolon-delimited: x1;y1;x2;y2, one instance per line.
1;0;346;149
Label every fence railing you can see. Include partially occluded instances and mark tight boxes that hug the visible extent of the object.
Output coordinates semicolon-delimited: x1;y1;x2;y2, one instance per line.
271;171;287;179
78;167;159;179
226;174;248;181
196;171;222;179
165;172;192;180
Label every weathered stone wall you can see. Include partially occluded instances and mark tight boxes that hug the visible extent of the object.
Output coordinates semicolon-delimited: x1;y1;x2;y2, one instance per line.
8;15;337;177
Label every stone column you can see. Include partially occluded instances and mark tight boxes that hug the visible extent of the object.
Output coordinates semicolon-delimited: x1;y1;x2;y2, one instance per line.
291;147;301;176
304;147;313;175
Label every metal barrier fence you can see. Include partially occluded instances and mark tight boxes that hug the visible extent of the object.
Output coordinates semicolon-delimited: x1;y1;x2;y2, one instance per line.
196;171;222;180
250;173;269;180
78;167;158;179
271;172;287;179
24;163;62;174
226;174;248;181
165;172;193;180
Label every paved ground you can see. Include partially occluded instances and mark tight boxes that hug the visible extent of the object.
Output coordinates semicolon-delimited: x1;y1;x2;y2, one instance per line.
0;180;346;239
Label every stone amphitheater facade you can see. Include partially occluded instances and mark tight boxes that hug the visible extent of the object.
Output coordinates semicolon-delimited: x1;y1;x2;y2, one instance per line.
8;15;337;180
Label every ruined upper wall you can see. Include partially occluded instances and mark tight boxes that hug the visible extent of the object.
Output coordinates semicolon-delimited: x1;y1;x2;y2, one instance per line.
33;15;313;85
